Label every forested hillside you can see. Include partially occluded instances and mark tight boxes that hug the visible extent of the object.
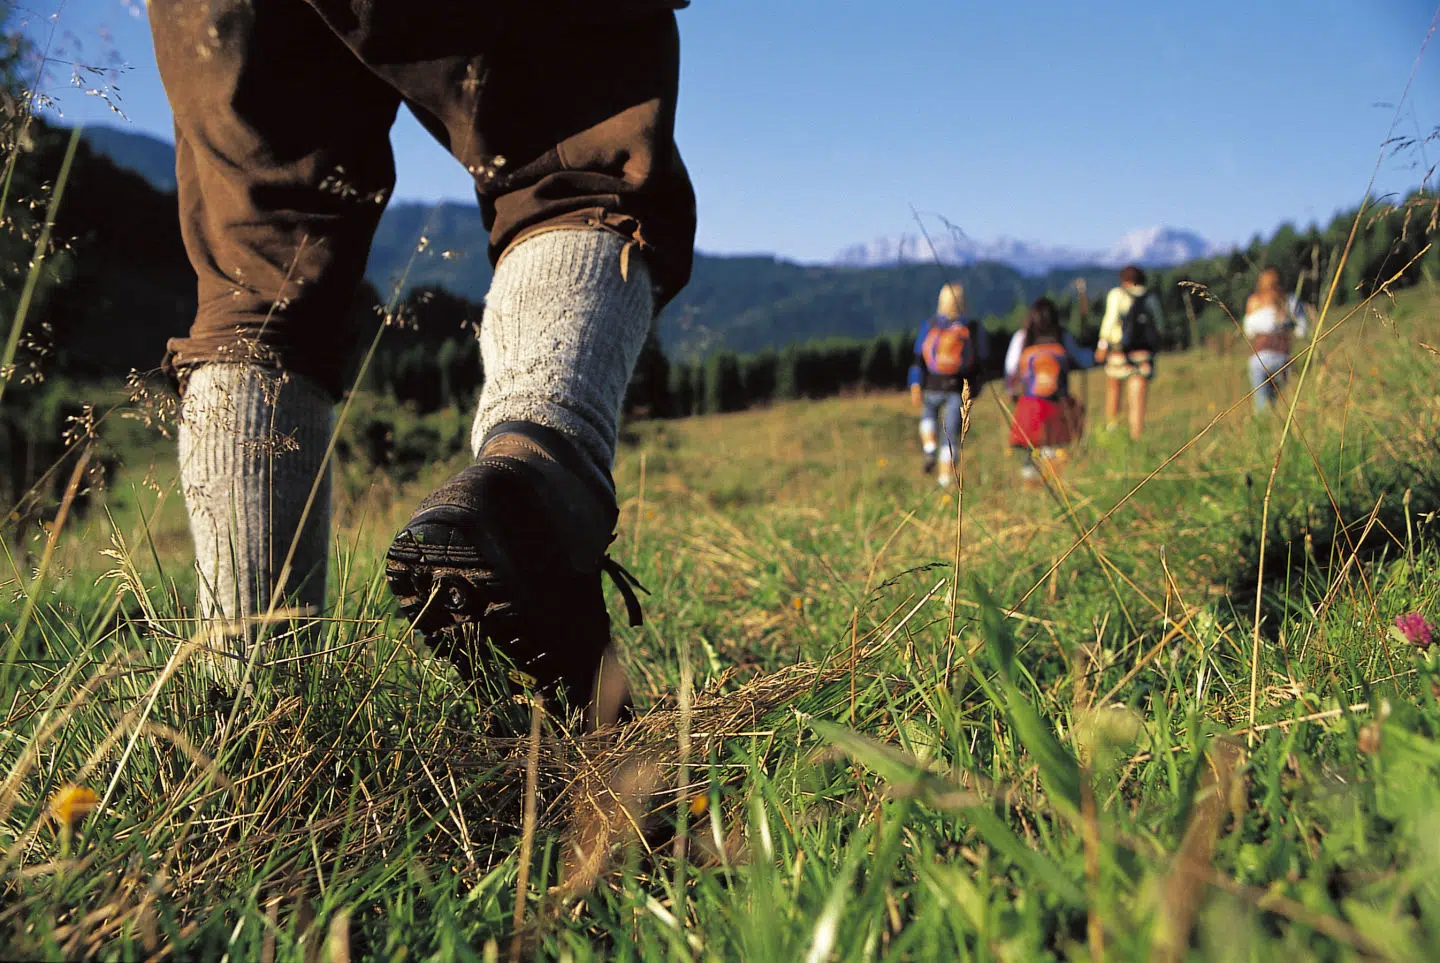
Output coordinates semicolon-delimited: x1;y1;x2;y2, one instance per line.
9;113;1432;528
10;119;1439;395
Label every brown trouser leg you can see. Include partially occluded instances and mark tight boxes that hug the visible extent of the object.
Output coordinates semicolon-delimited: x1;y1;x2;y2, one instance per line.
151;0;696;399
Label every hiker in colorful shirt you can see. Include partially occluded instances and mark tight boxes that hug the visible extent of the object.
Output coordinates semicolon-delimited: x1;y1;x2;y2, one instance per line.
149;0;695;727
1095;265;1164;440
1242;268;1309;411
908;282;990;488
1004;298;1095;482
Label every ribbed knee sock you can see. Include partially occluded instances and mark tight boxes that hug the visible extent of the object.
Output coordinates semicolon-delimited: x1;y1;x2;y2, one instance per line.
470;229;654;492
178;364;332;628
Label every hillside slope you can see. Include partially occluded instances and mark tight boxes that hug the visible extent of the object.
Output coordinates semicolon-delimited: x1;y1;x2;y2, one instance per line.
6;282;1439;961
19;122;1437;381
68;126;1118;357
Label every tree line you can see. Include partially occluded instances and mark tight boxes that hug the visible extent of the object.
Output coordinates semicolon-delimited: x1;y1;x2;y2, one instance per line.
1;83;1435;519
348;188;1438;424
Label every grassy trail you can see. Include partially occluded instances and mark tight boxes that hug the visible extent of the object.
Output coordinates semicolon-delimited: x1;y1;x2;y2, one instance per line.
1;284;1438;960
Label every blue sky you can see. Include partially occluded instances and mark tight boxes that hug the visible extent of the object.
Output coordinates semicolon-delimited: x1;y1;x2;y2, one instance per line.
13;0;1440;261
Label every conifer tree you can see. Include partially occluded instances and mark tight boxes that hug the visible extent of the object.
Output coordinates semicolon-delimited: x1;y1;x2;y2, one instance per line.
860;336;895;390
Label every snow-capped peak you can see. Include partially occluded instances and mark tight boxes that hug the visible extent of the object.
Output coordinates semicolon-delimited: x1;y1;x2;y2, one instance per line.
834;226;1220;274
1101;227;1219;268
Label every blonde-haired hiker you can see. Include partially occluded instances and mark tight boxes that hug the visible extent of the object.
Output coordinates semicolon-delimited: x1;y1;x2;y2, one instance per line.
908;281;990;487
1242;268;1309;410
1095;265;1164;440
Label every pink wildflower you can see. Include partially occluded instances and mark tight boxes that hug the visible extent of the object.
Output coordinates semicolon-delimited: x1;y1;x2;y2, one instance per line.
1395;612;1434;650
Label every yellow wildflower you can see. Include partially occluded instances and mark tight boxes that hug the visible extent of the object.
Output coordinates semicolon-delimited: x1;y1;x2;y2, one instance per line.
49;784;100;831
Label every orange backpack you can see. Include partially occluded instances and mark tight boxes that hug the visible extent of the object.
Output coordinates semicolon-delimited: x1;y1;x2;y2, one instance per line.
1019;343;1070;401
921;320;975;377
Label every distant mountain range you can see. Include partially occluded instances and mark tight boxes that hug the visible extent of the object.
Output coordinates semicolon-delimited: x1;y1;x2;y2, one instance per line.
80;122;1220;276
67;123;1202;358
29;120;1431;381
834;225;1222;274
79;125;178;193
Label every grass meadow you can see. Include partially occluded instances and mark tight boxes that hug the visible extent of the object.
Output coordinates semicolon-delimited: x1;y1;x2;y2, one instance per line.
2;260;1440;960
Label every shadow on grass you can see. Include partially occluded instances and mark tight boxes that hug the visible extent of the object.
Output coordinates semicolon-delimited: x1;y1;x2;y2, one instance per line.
1219;436;1440;637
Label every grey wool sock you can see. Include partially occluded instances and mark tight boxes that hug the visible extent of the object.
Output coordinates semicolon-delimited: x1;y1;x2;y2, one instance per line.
178;363;333;629
471;229;654;492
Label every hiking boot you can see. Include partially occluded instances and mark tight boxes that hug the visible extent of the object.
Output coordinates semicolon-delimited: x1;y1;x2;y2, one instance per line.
384;421;644;727
922;452;938;475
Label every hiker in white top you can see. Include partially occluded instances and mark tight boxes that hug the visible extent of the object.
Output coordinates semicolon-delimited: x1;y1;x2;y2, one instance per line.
1095;264;1164;441
1243;267;1309;411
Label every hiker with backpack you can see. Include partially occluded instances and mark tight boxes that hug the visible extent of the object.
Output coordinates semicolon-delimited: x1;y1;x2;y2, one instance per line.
1242;268;1309;410
1095;265;1164;441
908;282;990;488
1003;297;1095;482
148;0;695;727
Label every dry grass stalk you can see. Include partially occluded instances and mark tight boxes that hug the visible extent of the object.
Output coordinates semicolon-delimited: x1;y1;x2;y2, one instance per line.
1079;767;1104;960
509;697;543;963
1151;737;1245;962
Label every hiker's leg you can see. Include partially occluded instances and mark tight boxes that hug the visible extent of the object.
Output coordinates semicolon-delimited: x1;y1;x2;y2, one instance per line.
936;391;963;487
919;391;941;470
151;0;401;624
177;366;334;625
471;231;652;495
943;391;966;461
1011;445;1037;481
304;2;695;489
1248;355;1271;410
1249;351;1287;411
1063;395;1086;442
1104;374;1123;430
1125;375;1148;440
326;4;696;717
1269;355;1290;404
